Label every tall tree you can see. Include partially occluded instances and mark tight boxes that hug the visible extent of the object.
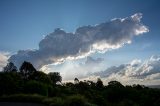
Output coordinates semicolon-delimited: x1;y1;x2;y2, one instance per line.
48;72;62;85
19;61;37;79
108;80;124;88
30;71;52;84
96;78;103;88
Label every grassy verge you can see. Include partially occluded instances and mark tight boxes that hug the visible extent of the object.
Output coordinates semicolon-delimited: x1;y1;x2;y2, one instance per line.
0;94;45;103
0;94;96;106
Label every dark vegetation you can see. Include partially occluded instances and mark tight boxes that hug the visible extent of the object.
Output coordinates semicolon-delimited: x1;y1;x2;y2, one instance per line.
0;61;160;106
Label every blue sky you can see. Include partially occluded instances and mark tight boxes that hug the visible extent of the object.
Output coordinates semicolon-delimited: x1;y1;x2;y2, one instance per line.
0;0;160;85
0;0;159;52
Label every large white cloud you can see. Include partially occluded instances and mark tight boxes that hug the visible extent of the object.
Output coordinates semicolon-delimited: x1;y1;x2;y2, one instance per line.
0;52;9;71
92;55;160;85
9;13;149;69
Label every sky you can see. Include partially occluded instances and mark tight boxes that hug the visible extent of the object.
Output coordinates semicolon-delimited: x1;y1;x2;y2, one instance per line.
0;0;160;85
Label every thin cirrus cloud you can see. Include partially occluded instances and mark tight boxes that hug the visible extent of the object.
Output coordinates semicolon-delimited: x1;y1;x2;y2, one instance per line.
9;13;149;69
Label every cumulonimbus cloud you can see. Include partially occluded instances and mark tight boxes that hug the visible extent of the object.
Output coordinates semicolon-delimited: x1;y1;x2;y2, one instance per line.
9;13;149;69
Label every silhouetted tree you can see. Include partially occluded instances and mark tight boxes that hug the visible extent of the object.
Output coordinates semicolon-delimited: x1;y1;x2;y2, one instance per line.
74;78;79;84
3;62;17;72
85;80;96;89
19;61;37;79
96;78;103;88
76;81;90;91
1;61;160;106
132;84;145;90
30;71;52;84
106;81;125;102
108;80;124;88
48;72;62;85
65;82;74;87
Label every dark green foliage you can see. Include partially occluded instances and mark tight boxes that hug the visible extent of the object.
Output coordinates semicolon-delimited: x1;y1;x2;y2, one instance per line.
30;71;52;84
0;94;45;103
108;80;124;88
0;72;22;95
105;80;125;102
48;72;62;85
23;80;49;96
65;95;88;106
0;61;160;106
43;97;64;106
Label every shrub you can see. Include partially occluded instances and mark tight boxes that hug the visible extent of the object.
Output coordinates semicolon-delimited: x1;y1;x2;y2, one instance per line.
24;80;49;96
0;72;22;95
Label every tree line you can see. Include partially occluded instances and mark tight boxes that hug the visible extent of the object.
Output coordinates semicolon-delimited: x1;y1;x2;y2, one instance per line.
0;61;160;106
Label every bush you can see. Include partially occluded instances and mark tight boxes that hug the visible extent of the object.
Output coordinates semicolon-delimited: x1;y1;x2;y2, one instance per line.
24;80;49;96
0;72;22;95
